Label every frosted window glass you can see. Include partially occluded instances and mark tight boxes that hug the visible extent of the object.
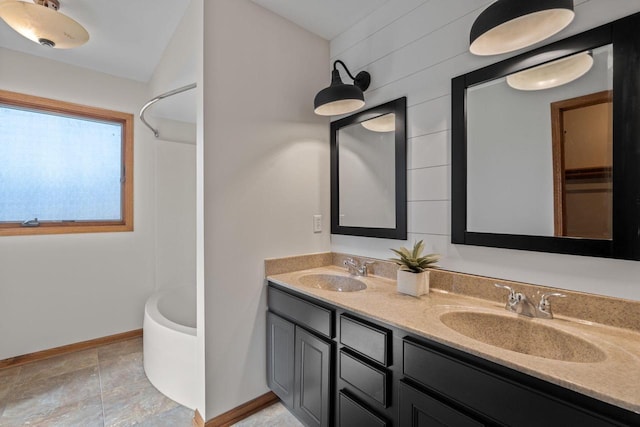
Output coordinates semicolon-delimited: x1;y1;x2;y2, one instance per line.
0;105;123;222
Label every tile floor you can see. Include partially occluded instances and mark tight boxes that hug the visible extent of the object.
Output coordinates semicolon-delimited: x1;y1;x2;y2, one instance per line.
0;338;301;426
233;403;302;427
0;338;193;426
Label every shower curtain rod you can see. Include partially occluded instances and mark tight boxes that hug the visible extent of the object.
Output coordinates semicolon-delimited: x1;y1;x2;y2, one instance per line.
140;83;197;138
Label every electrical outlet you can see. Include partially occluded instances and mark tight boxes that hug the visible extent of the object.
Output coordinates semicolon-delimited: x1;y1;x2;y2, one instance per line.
313;214;322;233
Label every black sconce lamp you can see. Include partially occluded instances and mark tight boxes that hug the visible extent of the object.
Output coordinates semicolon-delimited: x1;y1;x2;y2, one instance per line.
314;60;371;116
470;0;574;56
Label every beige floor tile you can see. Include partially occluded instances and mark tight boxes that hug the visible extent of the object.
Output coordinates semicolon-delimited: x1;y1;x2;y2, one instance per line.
16;349;98;385
99;350;148;392
134;405;194;427
0;366;21;418
4;397;104;427
97;337;143;362
102;380;180;427
232;403;303;427
0;366;101;426
0;338;196;427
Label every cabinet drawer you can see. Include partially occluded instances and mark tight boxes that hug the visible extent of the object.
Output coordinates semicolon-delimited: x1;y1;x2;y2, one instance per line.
340;314;390;365
339;391;387;427
268;285;334;338
399;380;483;427
403;339;621;427
340;350;389;407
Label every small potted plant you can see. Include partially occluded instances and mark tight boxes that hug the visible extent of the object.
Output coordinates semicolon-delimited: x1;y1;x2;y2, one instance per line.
390;240;440;296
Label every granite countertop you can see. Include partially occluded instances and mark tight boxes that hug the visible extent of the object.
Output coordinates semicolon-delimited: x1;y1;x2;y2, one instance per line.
267;265;640;414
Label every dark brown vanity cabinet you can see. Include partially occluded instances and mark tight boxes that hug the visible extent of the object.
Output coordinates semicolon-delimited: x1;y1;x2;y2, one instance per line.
337;314;392;426
266;311;295;408
401;338;638;427
398;380;483;427
267;284;639;427
267;286;334;427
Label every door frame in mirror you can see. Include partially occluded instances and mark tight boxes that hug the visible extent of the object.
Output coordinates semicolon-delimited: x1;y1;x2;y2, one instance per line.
451;13;640;260
331;97;407;239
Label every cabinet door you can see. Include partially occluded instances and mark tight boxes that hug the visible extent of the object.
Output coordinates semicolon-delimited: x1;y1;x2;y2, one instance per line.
266;312;295;408
295;326;333;427
399;381;484;427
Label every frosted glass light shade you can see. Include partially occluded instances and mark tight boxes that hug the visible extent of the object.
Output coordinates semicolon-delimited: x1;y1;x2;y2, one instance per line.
314;98;365;116
362;113;396;132
0;1;89;48
470;0;574;56
507;51;594;91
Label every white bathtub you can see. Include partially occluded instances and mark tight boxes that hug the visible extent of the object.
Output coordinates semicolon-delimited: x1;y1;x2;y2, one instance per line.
143;286;197;409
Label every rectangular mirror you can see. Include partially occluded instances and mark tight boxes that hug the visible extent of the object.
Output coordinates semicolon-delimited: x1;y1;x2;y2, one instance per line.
331;97;407;239
467;44;613;239
452;13;640;260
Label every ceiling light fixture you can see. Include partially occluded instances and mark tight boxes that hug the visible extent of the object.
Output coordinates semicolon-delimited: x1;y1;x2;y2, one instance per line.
506;51;594;91
470;0;574;56
361;113;396;132
0;0;89;49
314;60;371;116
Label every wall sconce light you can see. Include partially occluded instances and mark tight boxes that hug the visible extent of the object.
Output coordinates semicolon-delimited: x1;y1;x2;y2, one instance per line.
507;51;594;91
0;0;89;49
362;113;396;132
470;0;574;56
314;60;371;116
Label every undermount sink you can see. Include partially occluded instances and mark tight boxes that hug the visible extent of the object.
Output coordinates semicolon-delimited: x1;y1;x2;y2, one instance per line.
298;274;367;292
440;311;606;363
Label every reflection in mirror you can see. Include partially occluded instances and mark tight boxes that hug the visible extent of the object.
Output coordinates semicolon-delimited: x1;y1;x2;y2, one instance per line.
466;44;612;239
338;113;396;228
331;97;407;239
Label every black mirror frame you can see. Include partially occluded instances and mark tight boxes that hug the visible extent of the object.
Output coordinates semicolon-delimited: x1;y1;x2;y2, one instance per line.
331;97;407;239
451;12;640;260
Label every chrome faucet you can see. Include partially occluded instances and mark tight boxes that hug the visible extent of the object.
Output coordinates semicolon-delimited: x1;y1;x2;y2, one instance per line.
343;258;375;277
494;284;537;317
537;292;567;319
494;284;566;319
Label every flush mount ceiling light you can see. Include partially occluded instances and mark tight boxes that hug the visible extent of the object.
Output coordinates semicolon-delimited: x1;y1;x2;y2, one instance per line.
0;0;89;49
470;0;574;56
314;60;371;116
507;51;594;91
362;113;395;132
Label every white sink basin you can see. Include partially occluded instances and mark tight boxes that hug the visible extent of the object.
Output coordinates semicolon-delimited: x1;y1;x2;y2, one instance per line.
298;274;367;292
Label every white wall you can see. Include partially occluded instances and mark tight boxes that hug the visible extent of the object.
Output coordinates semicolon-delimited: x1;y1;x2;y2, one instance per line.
149;0;198;294
0;47;157;360
155;140;196;291
148;0;199;125
329;0;640;301
202;0;330;418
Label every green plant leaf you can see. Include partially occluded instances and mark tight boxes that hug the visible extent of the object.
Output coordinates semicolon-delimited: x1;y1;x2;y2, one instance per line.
390;242;440;273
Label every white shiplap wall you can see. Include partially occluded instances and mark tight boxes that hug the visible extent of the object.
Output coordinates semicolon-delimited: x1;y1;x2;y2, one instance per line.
330;0;640;301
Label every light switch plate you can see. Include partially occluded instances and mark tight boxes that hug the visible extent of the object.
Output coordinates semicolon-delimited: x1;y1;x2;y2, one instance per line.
313;215;322;233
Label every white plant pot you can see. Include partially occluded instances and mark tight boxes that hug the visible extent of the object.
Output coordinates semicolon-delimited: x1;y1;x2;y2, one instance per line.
397;270;429;296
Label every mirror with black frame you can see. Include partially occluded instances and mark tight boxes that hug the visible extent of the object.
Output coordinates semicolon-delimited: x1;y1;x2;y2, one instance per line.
331;97;407;239
451;13;640;260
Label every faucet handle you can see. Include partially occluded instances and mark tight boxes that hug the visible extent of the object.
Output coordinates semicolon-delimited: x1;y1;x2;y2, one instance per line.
538;292;566;315
495;283;524;312
495;283;516;300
